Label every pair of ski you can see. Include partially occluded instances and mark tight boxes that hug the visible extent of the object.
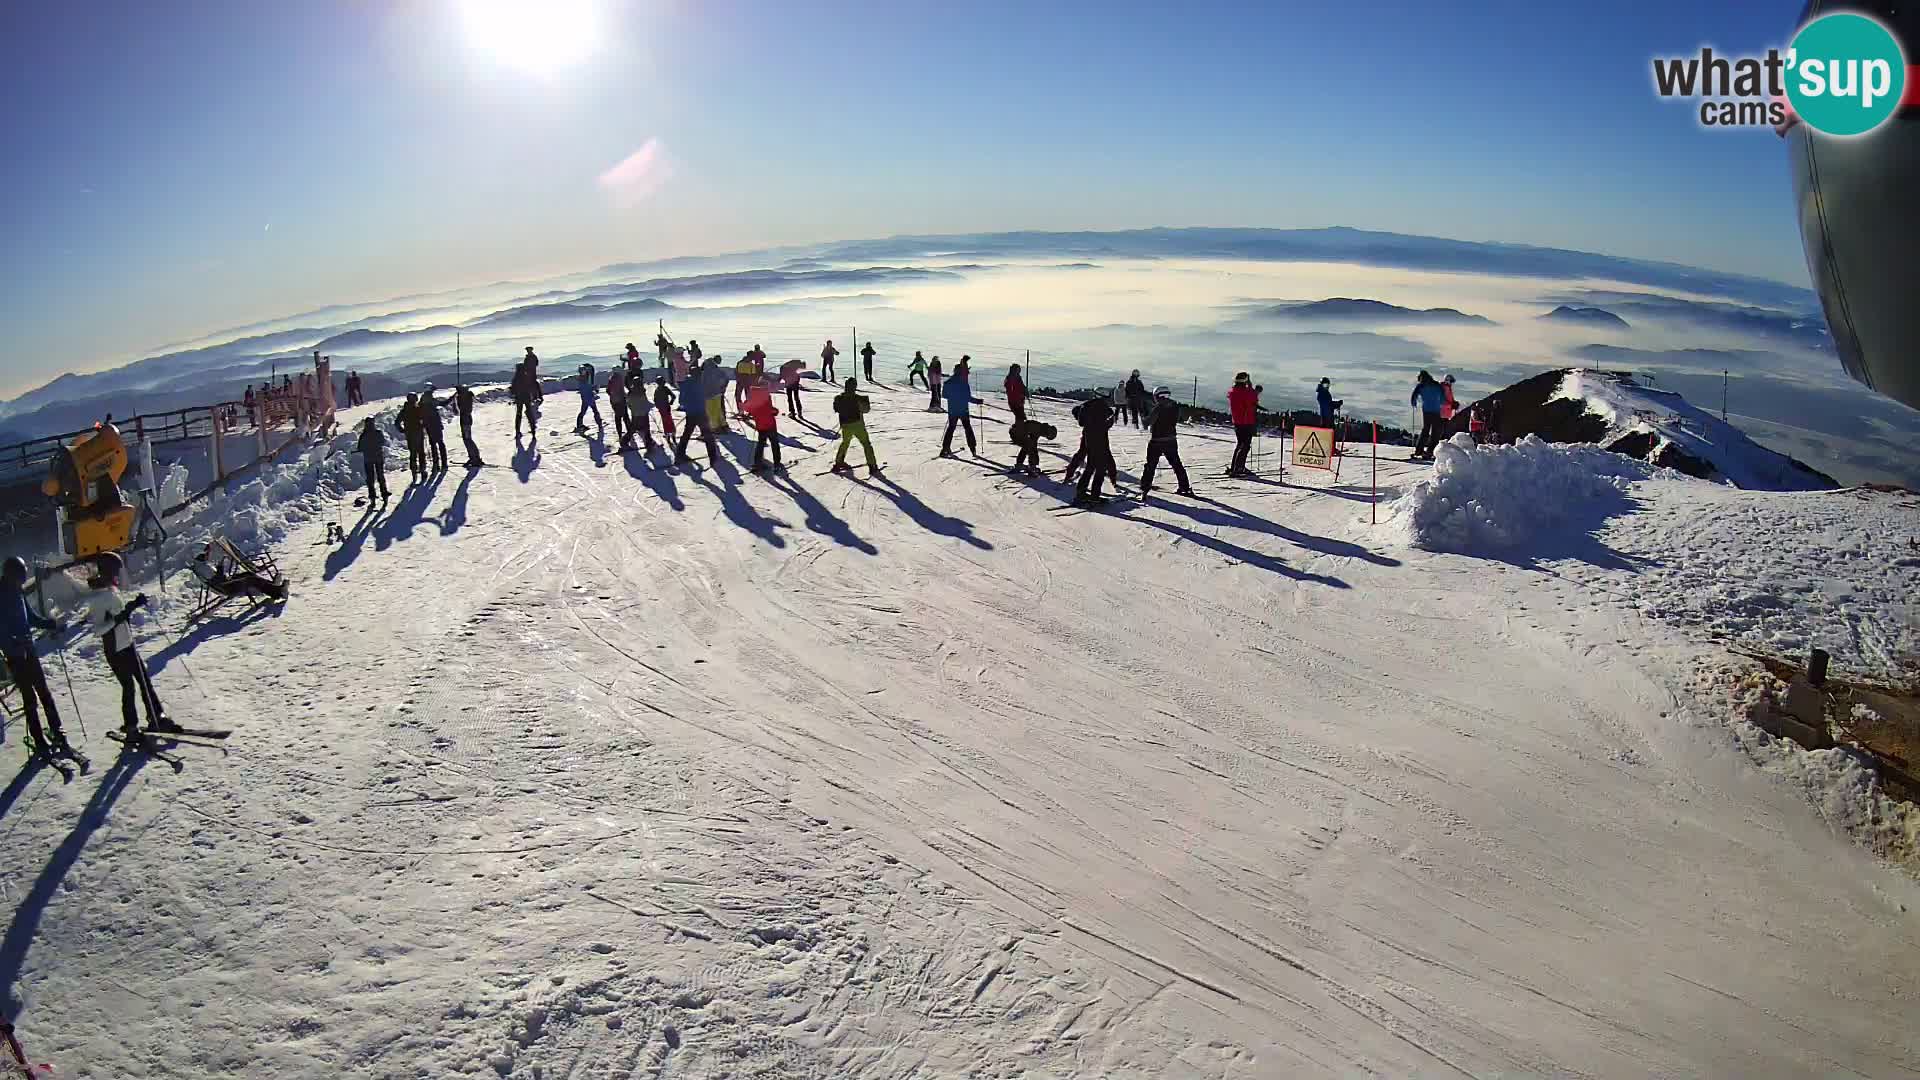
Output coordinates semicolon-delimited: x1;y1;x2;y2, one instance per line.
22;744;83;780
106;724;231;767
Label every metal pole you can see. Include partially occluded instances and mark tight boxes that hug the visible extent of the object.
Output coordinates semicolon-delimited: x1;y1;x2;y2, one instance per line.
1372;422;1378;525
1191;376;1197;407
1722;369;1728;421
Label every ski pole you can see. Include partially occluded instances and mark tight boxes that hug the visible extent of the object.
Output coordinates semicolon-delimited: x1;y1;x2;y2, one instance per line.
32;564;89;741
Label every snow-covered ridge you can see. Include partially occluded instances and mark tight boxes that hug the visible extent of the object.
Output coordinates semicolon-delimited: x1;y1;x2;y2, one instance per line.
1551;369;1835;491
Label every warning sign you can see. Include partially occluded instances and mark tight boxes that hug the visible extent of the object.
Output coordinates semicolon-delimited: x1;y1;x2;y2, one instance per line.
1292;425;1335;470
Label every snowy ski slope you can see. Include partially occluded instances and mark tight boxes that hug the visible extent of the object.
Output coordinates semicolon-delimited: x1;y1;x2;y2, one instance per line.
2;381;1916;1078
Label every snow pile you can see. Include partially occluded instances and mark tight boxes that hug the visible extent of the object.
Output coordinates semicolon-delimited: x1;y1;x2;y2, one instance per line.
1384;433;1653;555
1583;484;1920;680
1552;369;1833;491
156;425;365;562
1690;659;1920;870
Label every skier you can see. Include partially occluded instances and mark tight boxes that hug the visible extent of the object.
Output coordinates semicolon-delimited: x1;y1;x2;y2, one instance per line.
2;556;70;759
687;339;703;364
1072;395;1119;506
1139;387;1194;496
704;355;731;433
625;342;640;366
574;363;604;434
860;340;876;382
190;543;288;602
1062;396;1121;489
86;551;176;740
653;375;677;442
743;378;782;473
511;360;539;438
1227;372;1261;477
671;345;691;388
831;378;882;474
346;371;364;407
606;365;630;446
1468;404;1489;444
820;339;839;383
940;360;983;457
421;383;449;472
1410;370;1447;461
734;354;758;410
653;329;672;362
357;417;390;501
1317;378;1342;427
1441;374;1459;421
623;370;658;453
454;383;484;467
673;358;721;465
926;356;944;411
1007;417;1055;476
394;393;427;483
523;346;540;380
1124;370;1149;427
780;359;806;420
1004;363;1029;423
907;350;929;389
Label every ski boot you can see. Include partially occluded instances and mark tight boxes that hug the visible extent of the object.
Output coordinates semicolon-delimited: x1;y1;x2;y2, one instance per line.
146;716;183;736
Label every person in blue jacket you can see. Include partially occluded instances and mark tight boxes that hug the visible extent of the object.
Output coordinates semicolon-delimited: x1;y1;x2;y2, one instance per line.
1410;370;1448;461
1317;378;1342;426
1;556;69;757
673;359;720;465
940;359;984;457
574;363;603;435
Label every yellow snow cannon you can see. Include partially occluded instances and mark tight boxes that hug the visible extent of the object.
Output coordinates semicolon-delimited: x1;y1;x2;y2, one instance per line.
42;422;136;558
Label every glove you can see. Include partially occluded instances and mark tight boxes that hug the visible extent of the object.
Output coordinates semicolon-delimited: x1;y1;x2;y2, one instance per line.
132;593;149;610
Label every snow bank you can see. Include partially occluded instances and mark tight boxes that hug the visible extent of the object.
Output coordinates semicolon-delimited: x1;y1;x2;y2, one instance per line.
1384;433;1653;555
1552;369;1832;491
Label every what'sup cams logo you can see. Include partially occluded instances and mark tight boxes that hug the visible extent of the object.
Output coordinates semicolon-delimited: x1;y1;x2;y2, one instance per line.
1653;11;1910;135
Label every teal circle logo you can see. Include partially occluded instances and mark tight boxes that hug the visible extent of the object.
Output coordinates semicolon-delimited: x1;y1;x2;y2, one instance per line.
1787;12;1907;136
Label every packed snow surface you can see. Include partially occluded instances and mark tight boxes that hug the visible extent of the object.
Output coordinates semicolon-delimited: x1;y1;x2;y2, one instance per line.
3;386;1917;1078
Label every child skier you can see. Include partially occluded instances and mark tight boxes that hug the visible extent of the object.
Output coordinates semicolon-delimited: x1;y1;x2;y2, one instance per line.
744;378;782;473
575;363;603;434
1007;417;1056;476
1140;386;1194;496
907;350;929;389
653;375;677;441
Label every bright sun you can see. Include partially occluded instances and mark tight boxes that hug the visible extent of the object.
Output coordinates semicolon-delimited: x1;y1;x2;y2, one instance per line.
460;0;599;73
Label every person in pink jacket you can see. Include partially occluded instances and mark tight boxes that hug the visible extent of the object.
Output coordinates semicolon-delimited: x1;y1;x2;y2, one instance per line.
1441;374;1459;421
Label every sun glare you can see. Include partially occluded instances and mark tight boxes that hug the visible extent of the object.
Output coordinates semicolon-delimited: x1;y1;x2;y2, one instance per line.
461;0;599;73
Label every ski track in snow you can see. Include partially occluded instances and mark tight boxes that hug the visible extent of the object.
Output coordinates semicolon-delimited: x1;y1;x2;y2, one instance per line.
3;389;1917;1078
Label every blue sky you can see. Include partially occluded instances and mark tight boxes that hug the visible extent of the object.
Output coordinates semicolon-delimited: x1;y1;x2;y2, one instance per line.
0;1;1814;397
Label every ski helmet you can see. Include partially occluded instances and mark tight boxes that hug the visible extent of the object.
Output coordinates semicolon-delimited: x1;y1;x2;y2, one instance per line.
94;551;124;581
1154;386;1170;398
1;555;27;585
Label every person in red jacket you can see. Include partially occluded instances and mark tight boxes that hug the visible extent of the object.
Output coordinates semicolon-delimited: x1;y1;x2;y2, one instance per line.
1227;372;1262;477
1441;374;1459;421
744;379;783;473
1004;363;1029;423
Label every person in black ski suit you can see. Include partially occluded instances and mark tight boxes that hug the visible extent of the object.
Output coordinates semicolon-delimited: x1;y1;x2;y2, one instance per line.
1124;370;1149;427
1072;396;1118;504
2;556;69;757
357;417;390;500
394;393;427;482
421;383;449;472
1007;418;1055;476
510;361;539;438
860;341;876;382
1139;387;1193;496
453;384;483;467
1063;397;1121;488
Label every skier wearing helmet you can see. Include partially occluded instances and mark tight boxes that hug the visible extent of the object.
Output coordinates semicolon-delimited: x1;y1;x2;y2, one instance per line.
85;551;177;740
1140;386;1194;497
1;555;71;759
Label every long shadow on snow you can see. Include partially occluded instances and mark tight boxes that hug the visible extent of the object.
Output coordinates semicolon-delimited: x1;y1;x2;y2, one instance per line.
0;750;150;1016
322;504;382;582
511;437;541;484
622;446;685;511
0;759;59;825
147;600;284;674
373;471;447;551
763;474;878;556
438;466;477;536
678;457;789;548
1176;496;1402;566
858;474;992;550
1098;504;1350;588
